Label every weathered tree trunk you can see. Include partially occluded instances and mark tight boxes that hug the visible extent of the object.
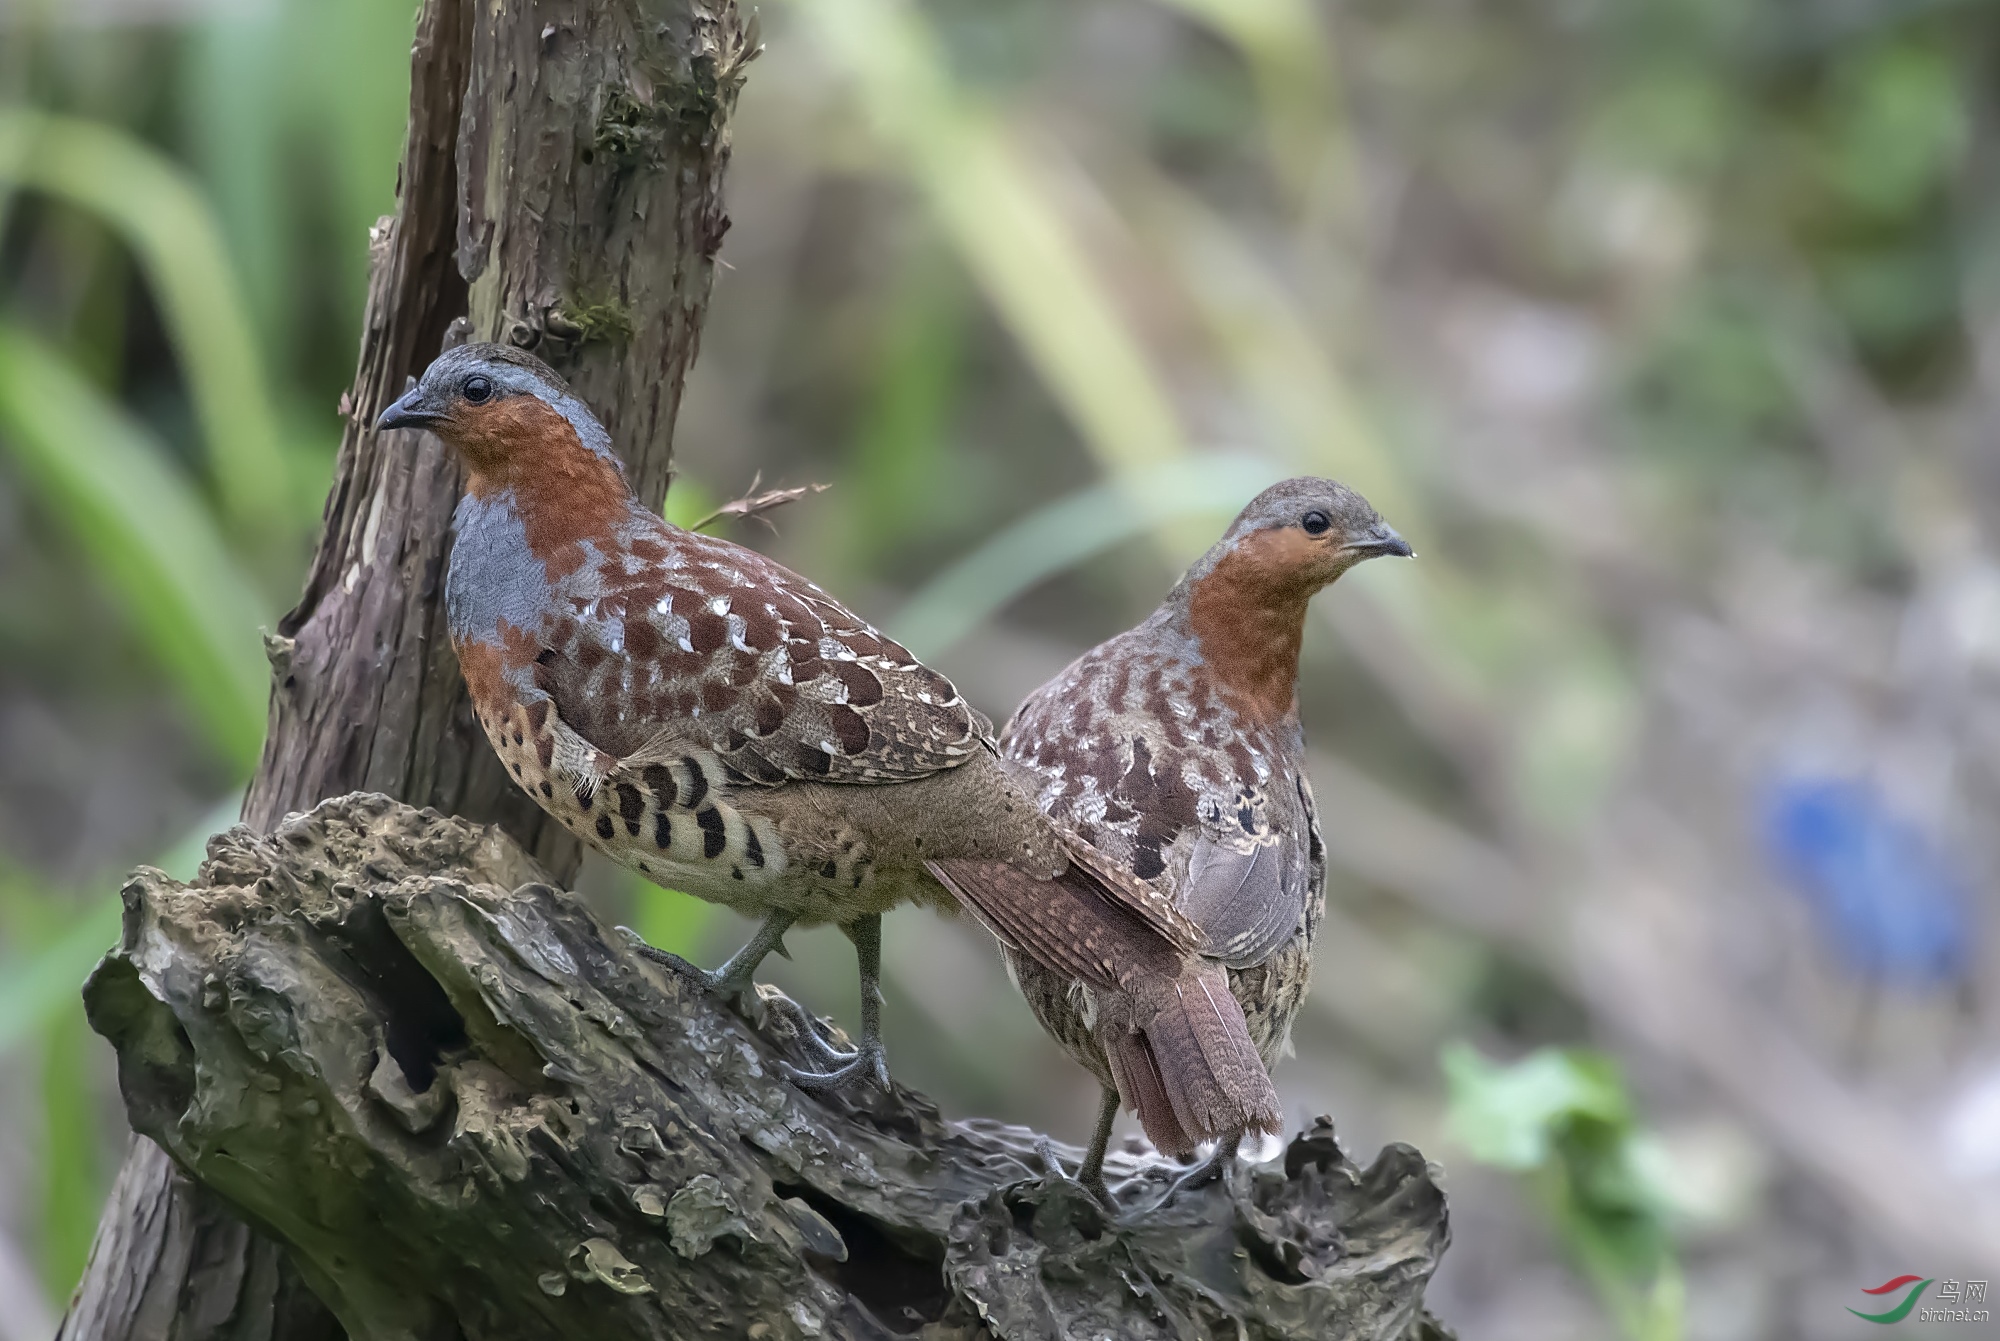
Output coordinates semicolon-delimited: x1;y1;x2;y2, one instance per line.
59;0;1454;1335
83;793;1451;1340
60;0;748;1333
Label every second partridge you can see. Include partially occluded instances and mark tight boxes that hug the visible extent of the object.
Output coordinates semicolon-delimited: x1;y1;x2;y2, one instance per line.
983;477;1411;1197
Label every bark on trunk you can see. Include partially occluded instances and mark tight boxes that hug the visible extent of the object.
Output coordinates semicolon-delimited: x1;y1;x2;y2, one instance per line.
82;793;1451;1341
60;0;748;1333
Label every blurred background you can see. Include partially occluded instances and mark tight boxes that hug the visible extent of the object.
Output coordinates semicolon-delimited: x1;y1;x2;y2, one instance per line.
1;0;1997;1336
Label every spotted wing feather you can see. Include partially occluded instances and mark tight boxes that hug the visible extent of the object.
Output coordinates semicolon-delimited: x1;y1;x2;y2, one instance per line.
535;521;987;785
1004;630;1310;971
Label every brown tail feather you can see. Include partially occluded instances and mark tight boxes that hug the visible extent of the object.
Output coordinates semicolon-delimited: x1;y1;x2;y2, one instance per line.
1107;964;1282;1156
1104;1032;1195;1156
927;858;1182;990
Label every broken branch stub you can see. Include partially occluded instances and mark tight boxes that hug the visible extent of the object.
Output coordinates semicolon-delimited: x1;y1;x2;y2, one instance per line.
83;793;1451;1339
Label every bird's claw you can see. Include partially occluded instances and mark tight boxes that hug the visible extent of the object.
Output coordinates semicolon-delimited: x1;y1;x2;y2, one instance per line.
1155;1143;1235;1206
1034;1136;1067;1180
628;939;754;1002
778;1047;890;1093
1032;1137;1118;1213
767;994;891;1093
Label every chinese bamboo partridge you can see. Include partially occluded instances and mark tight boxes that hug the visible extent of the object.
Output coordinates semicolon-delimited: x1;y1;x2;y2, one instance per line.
988;478;1411;1198
376;344;1201;1091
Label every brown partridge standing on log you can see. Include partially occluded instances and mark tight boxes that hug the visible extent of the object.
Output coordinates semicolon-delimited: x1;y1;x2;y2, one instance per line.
375;344;1202;1091
985;478;1411;1198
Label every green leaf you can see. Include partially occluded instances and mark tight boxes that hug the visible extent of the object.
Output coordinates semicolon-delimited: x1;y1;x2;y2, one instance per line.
891;455;1285;660
845;249;969;565
628;877;718;961
1441;1041;1633;1170
0;325;269;770
663;475;719;530
0;898;123;1061
1820;42;1966;221
0;110;292;541
1444;1043;1683;1341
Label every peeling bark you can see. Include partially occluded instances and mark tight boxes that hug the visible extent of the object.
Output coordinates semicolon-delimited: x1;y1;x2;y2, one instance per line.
85;795;1451;1341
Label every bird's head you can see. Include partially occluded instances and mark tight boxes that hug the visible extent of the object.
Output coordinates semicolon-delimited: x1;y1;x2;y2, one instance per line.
375;343;625;491
1177;477;1410;720
1191;476;1411;600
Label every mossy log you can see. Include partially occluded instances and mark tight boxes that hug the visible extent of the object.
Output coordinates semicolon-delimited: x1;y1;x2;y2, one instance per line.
83;794;1451;1340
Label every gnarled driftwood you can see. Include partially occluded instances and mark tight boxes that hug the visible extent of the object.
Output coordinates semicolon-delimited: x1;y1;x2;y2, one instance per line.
84;794;1451;1340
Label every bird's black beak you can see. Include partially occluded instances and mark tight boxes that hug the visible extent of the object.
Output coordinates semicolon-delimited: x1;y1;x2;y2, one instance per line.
374;386;439;433
1347;521;1414;560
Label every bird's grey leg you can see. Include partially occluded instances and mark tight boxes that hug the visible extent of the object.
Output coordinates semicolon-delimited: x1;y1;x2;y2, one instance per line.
778;913;891;1092
1075;1085;1122;1206
632;909;796;999
708;911;800;995
1030;1085;1122;1211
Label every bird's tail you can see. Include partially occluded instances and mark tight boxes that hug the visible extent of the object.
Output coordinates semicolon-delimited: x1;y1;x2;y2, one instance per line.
925;855;1187;990
1102;962;1282;1158
927;838;1280;1153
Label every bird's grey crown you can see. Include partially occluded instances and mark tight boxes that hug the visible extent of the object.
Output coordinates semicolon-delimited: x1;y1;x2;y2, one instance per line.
413;342;624;470
418;341;576;404
1179;476;1384;584
1226;477;1381;543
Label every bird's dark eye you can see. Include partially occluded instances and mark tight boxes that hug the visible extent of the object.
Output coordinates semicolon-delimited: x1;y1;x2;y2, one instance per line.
462;375;493;404
1301;510;1332;535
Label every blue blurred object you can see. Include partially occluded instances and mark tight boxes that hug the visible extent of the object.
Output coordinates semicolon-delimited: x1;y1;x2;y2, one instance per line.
1760;776;1972;988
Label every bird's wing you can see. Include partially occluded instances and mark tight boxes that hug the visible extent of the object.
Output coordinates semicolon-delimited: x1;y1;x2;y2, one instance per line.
1179;833;1305;969
1002;636;1309;970
1176;751;1312;967
925;857;1187;990
534;522;989;786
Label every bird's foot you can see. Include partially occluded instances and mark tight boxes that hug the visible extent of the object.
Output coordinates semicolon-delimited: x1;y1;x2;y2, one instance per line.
1154;1140;1237;1206
625;937;754;1002
1034;1136;1118;1214
765;994;892;1093
779;1045;890;1093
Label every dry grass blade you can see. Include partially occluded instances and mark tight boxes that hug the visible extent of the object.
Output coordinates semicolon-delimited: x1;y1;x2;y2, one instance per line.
689;473;830;533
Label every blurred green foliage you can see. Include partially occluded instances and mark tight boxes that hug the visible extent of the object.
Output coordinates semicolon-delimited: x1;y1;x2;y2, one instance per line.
0;324;268;767
0;112;293;544
0;0;411;1298
891;455;1284;659
1445;1043;1684;1341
